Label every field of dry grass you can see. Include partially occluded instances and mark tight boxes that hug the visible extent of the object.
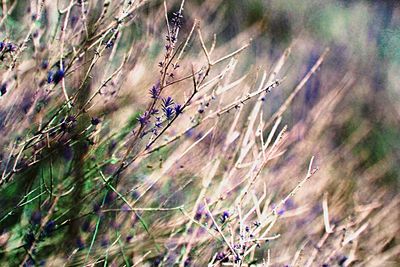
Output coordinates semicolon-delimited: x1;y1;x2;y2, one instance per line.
0;0;399;266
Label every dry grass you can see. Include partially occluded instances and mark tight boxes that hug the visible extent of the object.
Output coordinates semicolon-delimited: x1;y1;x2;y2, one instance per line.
0;0;398;266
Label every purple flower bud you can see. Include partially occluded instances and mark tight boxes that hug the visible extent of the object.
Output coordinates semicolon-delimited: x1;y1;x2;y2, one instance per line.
164;106;174;120
338;256;348;266
195;204;204;220
44;220;55;235
105;191;117;204
91;117;101;125
184;257;191;267
92;202;101;214
284;198;295;210
149;85;160;99
220;211;230;223
101;237;109;247
41;60;49;69
81;219;91;232
66;115;75;123
216;252;226;261
106;41;113;48
185;128;194;138
0;83;7;96
174;104;183;115
52;69;65;84
24;232;35;249
234;255;241;263
138;111;150;126
155;118;163;128
47;71;54;83
126;235;133;242
162;96;174;108
5;43;16;52
76;237;85;250
30;211;42;225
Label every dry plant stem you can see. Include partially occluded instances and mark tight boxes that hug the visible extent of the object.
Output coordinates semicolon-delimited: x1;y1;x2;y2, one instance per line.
176;20;198;62
132;250;152;267
163;1;172;46
211;79;281;118
20;196;61;266
204;199;240;260
101;206;183;212
271;156;318;216
264;48;330;130
323;192;334;233
9;0;45;70
0;0;16;27
79;52;131;113
242;45;292;162
179;158;220;266
59;0;75;108
116;27;252;174
1;0;6;18
96;170;160;248
94;0;111;30
142;79;282;160
2;35;127;175
126;69;255;170
304;227;335;267
240;157;318;259
243;216;277;259
179;208;220;240
0;34;120;183
72;27;120;103
210;118;281;208
242;71;267;147
290;240;309;266
342;222;369;245
116;66;199;176
198;26;252;67
117;41;188;172
86;0;149;46
1;143;16;182
266;249;271;266
20;124;70;169
132;124;215;208
80;0;89;38
83;234;122;266
237;123;287;205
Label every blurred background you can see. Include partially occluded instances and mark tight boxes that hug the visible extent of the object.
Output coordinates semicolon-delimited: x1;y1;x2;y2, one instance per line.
0;0;399;266
200;0;400;193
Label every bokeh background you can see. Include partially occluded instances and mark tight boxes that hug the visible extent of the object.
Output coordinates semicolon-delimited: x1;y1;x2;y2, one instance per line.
0;0;399;266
